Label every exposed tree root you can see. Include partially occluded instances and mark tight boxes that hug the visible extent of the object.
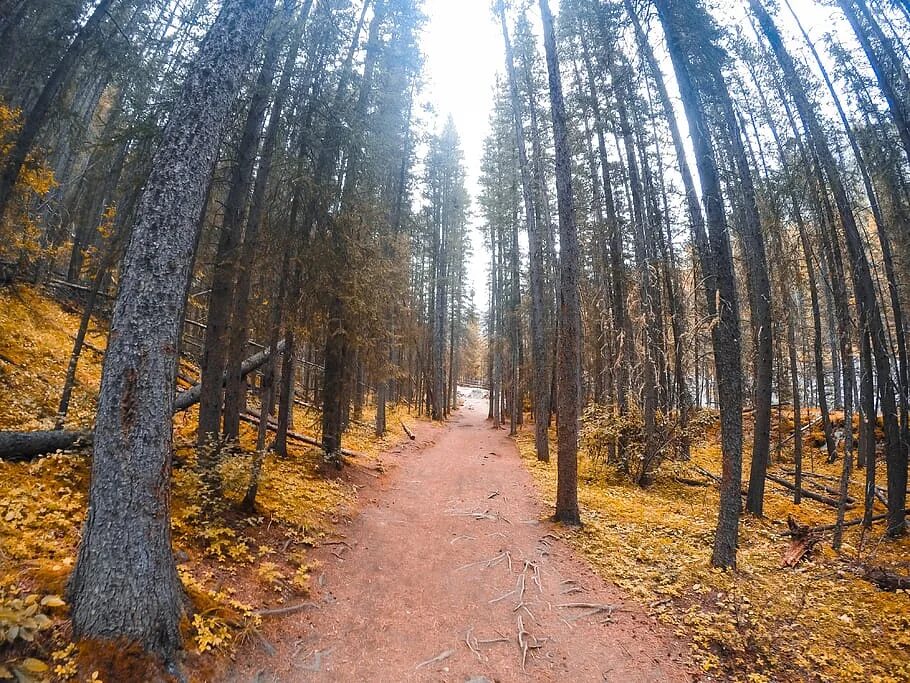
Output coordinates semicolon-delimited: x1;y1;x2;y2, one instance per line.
414;648;455;670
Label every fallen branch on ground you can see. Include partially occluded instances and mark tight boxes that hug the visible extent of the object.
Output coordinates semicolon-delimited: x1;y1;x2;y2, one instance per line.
400;420;415;440
415;648;455;671
780;509;910;537
456;551;512;572
691;465;853;509
557;602;620;622
864;567;910;591
780;516;820;568
252;602;317;617
0;342;284;461
0;430;93;462
240;410;365;458
766;473;855;508
516;615;546;671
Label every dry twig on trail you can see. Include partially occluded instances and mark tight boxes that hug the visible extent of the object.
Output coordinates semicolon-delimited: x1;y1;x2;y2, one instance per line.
446;508;500;521
464;627;483;662
490;572;526;604
253;602;318;618
557;602;620;622
450;534;476;544
524;559;542;593
457;550;513;572
415;648;455;670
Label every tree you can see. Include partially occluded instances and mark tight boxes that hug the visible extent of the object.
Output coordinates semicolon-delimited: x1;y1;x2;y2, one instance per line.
750;0;906;536
0;0;117;224
67;0;273;663
497;1;551;459
540;0;581;525
653;0;745;568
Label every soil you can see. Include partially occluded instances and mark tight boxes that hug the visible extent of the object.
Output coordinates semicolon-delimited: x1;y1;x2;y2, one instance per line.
222;399;694;682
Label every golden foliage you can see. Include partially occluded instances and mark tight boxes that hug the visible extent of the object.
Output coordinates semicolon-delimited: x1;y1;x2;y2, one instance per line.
0;100;57;264
0;288;402;676
518;413;910;682
0;287;105;430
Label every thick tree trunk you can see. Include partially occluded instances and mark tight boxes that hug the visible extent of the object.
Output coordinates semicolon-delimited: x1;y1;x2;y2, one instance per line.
67;0;272;664
655;0;744;568
540;0;581;525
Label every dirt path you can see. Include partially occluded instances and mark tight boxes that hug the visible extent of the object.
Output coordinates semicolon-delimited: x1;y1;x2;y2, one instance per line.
227;400;692;682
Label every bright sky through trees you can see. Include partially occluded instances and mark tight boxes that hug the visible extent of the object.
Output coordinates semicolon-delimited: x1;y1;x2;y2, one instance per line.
421;0;510;308
418;0;834;311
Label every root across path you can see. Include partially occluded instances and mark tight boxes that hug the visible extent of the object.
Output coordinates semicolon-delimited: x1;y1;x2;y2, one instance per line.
225;399;692;682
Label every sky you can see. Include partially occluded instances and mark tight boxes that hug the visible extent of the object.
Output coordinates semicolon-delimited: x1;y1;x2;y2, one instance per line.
419;0;506;312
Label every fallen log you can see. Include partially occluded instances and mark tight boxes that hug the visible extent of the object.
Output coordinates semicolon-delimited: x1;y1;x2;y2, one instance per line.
400;420;415;440
864;567;910;592
690;466;853;508
691;465;723;485
674;476;711;488
778;414;824;447
0;342;284;461
804;478;856;504
781;469;840;484
780;509;910;536
240;410;365;459
174;339;284;411
766;473;854;509
0;430;93;461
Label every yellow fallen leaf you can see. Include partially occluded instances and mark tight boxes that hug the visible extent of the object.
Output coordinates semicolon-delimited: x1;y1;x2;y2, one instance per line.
40;595;65;607
18;658;48;673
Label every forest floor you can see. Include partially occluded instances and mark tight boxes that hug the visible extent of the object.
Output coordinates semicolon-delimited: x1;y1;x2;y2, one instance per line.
221;398;693;683
2;286;909;682
517;421;910;682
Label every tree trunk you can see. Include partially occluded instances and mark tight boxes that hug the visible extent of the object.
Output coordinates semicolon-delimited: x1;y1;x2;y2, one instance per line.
752;0;906;536
540;0;580;525
223;0;310;444
67;0;272;663
274;329;296;457
197;10;286;447
655;0;744;568
498;2;549;458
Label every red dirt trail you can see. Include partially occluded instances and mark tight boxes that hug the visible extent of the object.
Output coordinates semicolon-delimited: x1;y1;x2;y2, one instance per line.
225;399;693;682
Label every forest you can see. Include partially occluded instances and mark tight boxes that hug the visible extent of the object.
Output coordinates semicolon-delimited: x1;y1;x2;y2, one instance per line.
0;0;908;680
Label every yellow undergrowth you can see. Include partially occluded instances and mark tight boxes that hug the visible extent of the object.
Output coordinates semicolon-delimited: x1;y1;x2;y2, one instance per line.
0;286;412;680
518;418;910;683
